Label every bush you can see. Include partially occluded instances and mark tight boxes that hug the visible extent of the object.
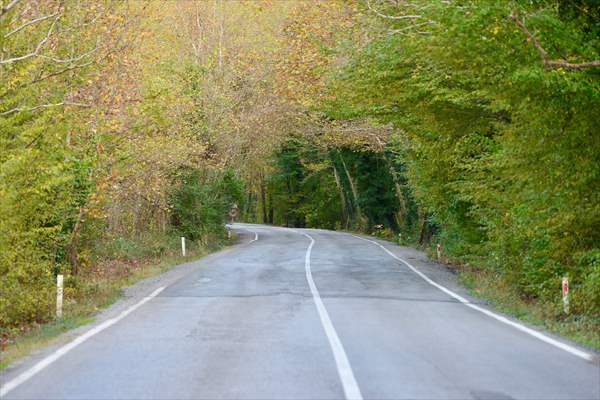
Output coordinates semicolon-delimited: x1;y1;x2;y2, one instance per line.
169;168;244;241
573;250;600;316
0;253;55;331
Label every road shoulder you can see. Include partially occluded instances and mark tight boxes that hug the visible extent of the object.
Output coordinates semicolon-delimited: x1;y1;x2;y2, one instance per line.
0;230;254;382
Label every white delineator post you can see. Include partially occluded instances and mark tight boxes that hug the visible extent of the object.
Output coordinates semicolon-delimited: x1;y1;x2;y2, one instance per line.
436;244;442;261
181;236;186;257
56;274;64;319
562;276;569;314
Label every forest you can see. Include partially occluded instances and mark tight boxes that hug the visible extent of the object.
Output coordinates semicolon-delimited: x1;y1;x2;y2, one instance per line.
1;0;599;348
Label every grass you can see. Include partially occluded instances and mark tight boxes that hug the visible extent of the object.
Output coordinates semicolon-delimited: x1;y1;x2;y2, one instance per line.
370;234;600;351
0;316;95;370
413;240;600;351
0;236;228;370
459;268;600;351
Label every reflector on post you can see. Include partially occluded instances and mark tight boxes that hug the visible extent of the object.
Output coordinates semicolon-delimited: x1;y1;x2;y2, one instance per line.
562;277;569;314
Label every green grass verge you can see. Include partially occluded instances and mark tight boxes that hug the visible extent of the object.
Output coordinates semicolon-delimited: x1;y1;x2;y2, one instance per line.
374;233;600;351
459;269;600;351
411;239;600;351
0;316;96;370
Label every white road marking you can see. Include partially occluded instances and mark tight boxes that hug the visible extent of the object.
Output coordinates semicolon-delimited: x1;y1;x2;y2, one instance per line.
350;235;595;362
0;286;165;397
245;229;258;244
227;224;258;244
299;231;363;400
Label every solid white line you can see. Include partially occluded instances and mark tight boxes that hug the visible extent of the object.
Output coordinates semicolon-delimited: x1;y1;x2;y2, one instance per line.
350;234;595;362
300;232;363;400
0;286;165;397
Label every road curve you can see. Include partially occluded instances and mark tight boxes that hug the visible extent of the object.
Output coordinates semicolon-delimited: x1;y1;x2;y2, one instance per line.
2;224;599;399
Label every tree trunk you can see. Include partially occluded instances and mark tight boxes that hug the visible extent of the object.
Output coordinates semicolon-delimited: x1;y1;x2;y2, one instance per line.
260;180;267;224
267;190;274;224
332;163;349;229
385;156;407;229
417;209;427;245
339;152;363;222
244;191;252;221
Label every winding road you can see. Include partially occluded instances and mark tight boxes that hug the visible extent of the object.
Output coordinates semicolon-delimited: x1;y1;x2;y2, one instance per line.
2;224;599;399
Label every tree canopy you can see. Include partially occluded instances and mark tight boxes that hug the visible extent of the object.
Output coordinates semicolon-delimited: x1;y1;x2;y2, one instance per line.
1;0;598;345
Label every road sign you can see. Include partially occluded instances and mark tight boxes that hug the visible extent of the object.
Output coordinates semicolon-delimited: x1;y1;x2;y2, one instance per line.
228;204;239;222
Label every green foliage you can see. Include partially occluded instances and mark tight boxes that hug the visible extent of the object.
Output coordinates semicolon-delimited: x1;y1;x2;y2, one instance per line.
266;138;418;233
268;139;312;227
573;250;600;316
316;0;600;318
169;168;244;241
0;1;246;330
2;0;599;340
345;149;401;228
0;110;93;327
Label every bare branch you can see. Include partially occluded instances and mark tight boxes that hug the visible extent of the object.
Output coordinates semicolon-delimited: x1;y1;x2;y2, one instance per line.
1;101;91;116
22;60;94;89
510;12;548;58
39;42;98;64
0;13;61;65
510;10;600;70
4;11;59;38
0;60;95;102
367;0;421;20
544;59;600;69
0;0;20;18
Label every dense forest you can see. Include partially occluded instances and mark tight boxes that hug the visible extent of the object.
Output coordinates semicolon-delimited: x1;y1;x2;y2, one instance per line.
1;1;599;346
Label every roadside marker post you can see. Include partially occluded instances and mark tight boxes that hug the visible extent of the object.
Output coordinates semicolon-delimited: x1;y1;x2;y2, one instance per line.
436;244;442;261
351;234;593;361
181;236;186;257
562;277;569;314
56;274;64;319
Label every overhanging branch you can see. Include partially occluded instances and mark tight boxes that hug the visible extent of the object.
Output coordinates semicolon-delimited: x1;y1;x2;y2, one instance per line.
0;13;61;65
0;0;20;18
4;12;59;38
510;10;600;70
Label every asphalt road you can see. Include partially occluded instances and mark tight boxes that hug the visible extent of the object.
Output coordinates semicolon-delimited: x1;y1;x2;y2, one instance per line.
2;224;599;400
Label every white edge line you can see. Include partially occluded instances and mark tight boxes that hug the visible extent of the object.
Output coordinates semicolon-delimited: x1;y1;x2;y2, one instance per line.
0;286;165;397
227;225;257;244
350;234;595;362
299;231;363;400
247;230;258;244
